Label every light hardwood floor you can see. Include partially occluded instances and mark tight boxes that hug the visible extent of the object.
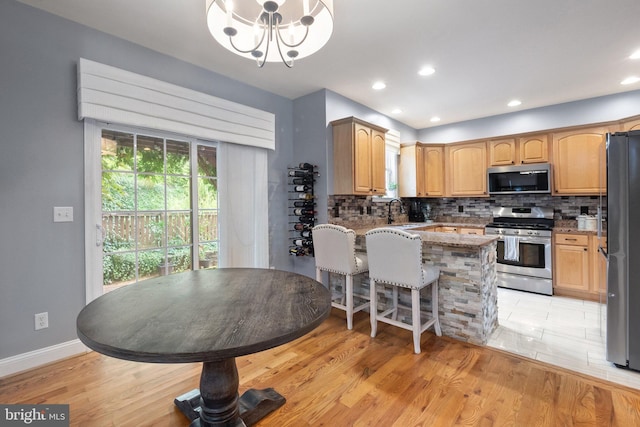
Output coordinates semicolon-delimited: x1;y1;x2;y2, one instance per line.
2;309;640;426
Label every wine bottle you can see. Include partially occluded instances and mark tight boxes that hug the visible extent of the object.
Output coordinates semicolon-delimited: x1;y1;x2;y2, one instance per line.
288;169;312;177
293;208;316;216
299;162;315;170
297;193;314;200
292;177;313;185
293;200;314;208
300;230;312;238
289;246;309;256
298;216;316;223
294;185;312;192
292;239;313;247
293;223;312;231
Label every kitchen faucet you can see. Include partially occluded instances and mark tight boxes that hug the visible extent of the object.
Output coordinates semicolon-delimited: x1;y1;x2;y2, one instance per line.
387;198;405;224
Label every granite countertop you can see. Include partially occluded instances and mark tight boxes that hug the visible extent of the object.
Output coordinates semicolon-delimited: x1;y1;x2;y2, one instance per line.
553;219;603;235
553;227;598;235
352;223;498;248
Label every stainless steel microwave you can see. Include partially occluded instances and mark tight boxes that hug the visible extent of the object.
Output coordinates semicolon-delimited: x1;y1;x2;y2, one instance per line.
487;163;552;195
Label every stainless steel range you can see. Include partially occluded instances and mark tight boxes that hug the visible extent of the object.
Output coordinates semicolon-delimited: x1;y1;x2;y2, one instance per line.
485;207;554;295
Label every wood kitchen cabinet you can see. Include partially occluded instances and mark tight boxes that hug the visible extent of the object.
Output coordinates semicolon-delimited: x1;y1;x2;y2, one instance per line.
399;143;444;197
424;145;445;196
554;233;590;295
435;226;458;233
459;227;485;235
488;138;516;166
519;134;549;163
445;141;487;196
621;117;640;131
552;126;608;195
554;233;601;301
332;117;387;195
488;134;548;166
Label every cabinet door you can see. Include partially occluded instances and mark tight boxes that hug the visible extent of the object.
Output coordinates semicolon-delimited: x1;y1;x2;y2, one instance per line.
415;145;426;196
353;123;373;194
554;244;590;292
370;129;387;195
622;118;640;131
424;145;444;196
489;138;516;166
459;227;484;235
589;235;607;296
552;127;607;194
519;134;548;163
446;142;487;196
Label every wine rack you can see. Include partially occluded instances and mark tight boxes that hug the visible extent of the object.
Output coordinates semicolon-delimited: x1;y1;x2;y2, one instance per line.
288;162;317;257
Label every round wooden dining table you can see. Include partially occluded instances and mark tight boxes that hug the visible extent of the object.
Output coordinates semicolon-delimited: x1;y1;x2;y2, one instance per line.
77;268;331;427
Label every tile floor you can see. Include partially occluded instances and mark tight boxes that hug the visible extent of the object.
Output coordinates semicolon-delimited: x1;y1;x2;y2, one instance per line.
488;287;640;390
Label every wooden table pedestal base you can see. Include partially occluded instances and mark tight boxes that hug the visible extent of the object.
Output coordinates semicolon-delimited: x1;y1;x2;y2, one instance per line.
174;359;286;427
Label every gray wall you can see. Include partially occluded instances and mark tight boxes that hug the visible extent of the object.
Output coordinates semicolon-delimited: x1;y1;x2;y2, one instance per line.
418;90;640;142
0;1;294;359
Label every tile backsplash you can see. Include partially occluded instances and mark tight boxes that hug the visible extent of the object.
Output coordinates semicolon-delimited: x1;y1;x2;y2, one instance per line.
327;194;606;228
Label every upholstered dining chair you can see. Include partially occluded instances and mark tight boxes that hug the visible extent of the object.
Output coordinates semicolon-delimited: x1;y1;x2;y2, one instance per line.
312;224;369;330
365;227;442;353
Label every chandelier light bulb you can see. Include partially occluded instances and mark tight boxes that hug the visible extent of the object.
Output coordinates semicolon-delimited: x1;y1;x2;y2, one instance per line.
206;0;334;68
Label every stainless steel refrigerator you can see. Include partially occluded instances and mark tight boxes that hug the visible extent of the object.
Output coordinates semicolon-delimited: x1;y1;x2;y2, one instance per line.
605;130;640;370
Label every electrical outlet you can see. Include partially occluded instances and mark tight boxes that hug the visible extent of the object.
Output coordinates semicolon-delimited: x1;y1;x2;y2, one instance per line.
35;312;48;330
53;206;73;222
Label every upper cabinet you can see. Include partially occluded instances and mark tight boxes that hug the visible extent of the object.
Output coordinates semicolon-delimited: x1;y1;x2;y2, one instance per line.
621;117;640;131
445;141;487;197
519;134;549;163
488;134;549;166
331;117;387;196
424;145;445;196
399;143;444;197
552;126;608;195
488;138;516;166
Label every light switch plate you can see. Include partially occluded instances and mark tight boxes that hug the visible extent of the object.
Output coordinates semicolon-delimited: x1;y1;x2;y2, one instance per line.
53;207;73;222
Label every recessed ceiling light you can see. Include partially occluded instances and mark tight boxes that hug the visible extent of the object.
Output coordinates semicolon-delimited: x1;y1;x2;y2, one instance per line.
630;50;640;60
621;76;640;85
391;108;402;114
372;81;386;90
430;116;441;123
418;66;435;76
507;100;522;107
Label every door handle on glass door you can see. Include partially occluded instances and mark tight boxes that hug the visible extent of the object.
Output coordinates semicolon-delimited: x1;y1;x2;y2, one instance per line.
96;224;103;247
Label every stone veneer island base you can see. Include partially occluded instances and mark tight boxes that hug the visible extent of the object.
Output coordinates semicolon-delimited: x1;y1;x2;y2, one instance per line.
327;225;498;346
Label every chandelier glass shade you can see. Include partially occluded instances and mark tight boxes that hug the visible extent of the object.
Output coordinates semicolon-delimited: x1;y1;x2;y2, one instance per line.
205;0;334;68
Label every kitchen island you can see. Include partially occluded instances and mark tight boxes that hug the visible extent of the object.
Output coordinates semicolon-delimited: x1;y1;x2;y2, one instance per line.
329;223;499;345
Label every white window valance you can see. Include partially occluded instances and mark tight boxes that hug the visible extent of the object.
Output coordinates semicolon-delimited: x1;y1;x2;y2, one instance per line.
77;58;275;150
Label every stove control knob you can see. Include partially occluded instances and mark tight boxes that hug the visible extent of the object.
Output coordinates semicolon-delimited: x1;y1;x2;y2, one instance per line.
527;231;534;235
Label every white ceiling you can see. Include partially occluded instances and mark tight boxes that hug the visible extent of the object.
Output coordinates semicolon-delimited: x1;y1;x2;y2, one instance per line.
17;0;640;129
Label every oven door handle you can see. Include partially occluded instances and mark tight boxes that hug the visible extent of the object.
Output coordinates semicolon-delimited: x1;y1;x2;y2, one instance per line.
495;236;550;245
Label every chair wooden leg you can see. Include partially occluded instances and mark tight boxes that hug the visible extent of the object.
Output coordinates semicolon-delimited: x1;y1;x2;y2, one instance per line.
315;268;323;284
411;288;421;354
370;279;377;338
346;275;354;330
431;279;442;336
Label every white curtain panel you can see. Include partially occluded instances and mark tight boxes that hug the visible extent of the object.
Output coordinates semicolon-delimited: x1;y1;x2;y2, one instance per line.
218;142;269;268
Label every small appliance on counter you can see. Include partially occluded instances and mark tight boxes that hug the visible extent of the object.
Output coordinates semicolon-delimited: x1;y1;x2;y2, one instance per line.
408;200;425;222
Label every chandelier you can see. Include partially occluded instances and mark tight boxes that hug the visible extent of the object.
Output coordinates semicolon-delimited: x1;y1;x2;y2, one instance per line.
205;0;334;68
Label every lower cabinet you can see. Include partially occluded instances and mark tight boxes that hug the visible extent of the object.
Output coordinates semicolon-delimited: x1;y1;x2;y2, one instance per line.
434;226;485;235
553;233;601;301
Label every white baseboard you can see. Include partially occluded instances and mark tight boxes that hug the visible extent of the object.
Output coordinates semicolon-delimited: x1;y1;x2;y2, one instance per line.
0;339;89;378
